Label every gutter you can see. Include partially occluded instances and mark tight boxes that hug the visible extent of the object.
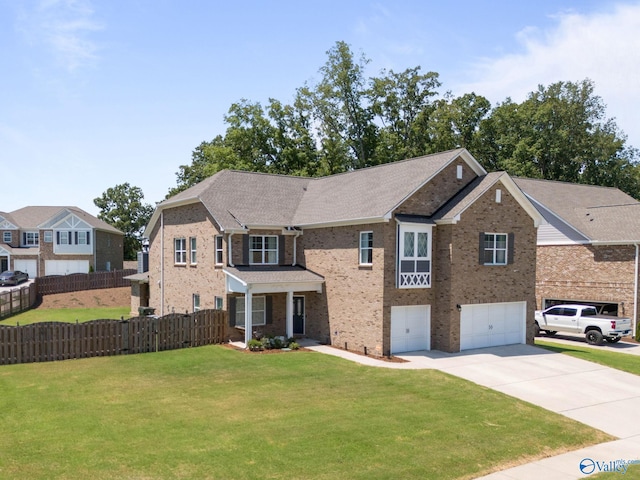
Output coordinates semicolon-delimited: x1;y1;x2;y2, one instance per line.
635;244;639;339
228;232;235;267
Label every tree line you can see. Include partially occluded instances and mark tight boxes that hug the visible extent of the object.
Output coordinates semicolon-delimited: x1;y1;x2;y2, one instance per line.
96;41;639;259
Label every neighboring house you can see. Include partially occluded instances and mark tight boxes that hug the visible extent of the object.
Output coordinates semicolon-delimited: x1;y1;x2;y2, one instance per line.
514;178;640;336
144;148;544;354
0;206;124;278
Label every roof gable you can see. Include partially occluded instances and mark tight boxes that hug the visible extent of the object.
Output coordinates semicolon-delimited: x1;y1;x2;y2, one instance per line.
7;206;122;234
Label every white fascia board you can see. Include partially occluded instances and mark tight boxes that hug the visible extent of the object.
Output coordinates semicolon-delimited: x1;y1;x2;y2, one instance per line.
250;281;323;295
223;269;248;294
498;175;546;228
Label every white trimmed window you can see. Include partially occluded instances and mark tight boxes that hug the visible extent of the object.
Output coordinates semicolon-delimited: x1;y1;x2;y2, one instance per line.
193;294;200;312
3;231;11;243
190;237;197;264
44;231;53;243
359;231;373;265
250;235;278;265
215;235;224;265
235;296;266;327
214;296;223;310
174;238;187;264
77;231;88;245
398;223;432;288
483;233;508;265
24;232;39;246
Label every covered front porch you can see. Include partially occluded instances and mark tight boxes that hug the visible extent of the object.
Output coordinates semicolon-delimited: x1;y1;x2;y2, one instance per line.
223;266;324;347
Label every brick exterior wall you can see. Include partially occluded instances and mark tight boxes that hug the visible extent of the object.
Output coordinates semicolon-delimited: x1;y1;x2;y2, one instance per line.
94;231;124;271
148;203;227;317
536;244;637;321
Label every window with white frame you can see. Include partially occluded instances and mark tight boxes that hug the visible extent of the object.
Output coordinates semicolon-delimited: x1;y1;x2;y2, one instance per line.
235;296;266;327
250;235;278;264
77;231;89;245
359;231;373;265
44;231;53;243
58;231;69;245
3;231;11;243
214;296;223;310
174;238;187;264
398;223;432;288
190;237;197;264
24;232;39;246
215;235;224;265
193;294;200;312
483;233;508;265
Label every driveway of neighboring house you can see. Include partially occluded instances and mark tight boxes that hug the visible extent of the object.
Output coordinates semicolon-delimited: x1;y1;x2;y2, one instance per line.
0;279;34;294
303;342;640;479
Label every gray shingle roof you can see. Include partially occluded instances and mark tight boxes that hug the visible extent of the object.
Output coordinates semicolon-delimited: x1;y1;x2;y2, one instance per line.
7;206;122;234
157;149;477;230
514;178;640;243
224;265;324;285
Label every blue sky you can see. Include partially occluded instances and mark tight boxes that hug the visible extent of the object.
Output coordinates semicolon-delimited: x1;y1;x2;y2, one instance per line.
2;0;639;215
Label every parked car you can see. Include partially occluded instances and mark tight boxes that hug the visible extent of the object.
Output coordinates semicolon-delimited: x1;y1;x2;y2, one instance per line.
0;270;29;286
535;304;632;345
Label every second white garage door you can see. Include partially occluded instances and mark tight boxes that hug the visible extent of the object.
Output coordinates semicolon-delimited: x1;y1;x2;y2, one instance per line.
44;260;90;276
460;302;526;351
391;305;431;354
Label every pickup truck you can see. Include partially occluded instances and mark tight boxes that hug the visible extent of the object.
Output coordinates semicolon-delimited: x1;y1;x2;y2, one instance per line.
535;304;632;345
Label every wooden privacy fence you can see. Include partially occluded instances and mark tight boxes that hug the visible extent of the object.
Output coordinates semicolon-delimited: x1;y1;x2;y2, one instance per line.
0;309;226;365
0;284;38;320
35;269;137;296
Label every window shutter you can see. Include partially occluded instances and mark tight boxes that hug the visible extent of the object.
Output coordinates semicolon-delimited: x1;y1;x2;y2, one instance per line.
87;232;91;245
228;296;236;327
23;233;26;244
507;233;515;264
478;232;485;264
56;231;60;244
75;231;78;244
265;296;273;324
278;235;285;265
242;235;250;265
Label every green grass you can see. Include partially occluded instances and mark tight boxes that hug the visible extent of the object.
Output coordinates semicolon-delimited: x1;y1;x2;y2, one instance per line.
591;464;640;478
0;346;611;480
0;306;130;326
536;339;640;376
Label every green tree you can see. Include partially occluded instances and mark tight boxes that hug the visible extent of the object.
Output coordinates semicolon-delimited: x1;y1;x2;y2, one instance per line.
478;79;639;197
369;66;441;162
94;183;154;261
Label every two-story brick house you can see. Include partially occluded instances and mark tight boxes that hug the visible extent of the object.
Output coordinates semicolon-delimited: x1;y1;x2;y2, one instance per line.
144;149;543;354
0;206;124;277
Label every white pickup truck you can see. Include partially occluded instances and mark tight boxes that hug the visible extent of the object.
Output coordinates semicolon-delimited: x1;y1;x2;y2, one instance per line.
535;304;632;345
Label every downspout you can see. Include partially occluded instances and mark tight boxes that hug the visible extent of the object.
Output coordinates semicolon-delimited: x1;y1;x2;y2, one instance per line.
634;243;639;339
160;211;164;316
292;231;301;267
228;232;235;267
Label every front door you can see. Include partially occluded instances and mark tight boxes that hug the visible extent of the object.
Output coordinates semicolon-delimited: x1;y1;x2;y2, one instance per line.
293;296;305;335
0;257;7;272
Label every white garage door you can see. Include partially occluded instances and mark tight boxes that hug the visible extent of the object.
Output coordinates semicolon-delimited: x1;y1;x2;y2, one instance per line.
14;259;37;279
391;305;431;354
460;302;526;351
44;260;90;276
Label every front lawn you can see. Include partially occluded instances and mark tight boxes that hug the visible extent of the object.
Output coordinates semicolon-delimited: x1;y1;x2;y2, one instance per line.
536;339;640;376
0;306;130;326
0;346;611;479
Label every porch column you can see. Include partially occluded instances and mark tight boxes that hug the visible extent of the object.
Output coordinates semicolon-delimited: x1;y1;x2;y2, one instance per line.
244;290;253;346
286;291;294;338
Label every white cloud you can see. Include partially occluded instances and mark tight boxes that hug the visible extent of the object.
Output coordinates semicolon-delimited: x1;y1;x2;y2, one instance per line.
455;2;640;149
18;0;104;71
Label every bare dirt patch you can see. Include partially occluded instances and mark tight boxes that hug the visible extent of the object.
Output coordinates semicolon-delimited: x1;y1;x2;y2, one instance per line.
38;287;130;309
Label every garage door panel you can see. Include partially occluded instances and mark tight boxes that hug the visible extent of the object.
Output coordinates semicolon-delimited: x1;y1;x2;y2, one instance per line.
45;260;90;276
391;305;430;354
461;302;526;351
14;259;37;279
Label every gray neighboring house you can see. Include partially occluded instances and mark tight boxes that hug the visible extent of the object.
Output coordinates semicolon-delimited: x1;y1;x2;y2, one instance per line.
0;206;124;278
144;148;544;355
514;178;640;336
